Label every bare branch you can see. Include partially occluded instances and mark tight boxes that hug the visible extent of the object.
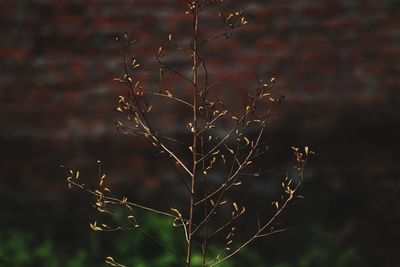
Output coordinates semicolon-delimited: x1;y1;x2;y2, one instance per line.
156;56;194;85
195;122;266;206
208;154;308;267
147;91;193;108
66;178;186;221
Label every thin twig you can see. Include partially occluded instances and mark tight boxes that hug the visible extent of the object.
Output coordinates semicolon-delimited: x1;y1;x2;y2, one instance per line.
156;57;194;85
67;179;183;220
147;91;193;108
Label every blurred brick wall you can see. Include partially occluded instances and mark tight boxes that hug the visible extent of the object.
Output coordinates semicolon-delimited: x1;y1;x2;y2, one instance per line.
1;0;399;196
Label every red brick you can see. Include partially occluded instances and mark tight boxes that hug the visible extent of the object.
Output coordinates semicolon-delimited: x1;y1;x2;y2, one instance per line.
0;0;397;140
0;2;17;15
53;15;85;28
35;89;52;104
299;3;343;17
380;47;400;62
324;18;362;32
256;39;286;50
0;49;30;60
383;16;400;29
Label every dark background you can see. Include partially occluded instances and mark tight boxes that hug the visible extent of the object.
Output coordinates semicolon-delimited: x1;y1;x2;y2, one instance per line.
1;0;399;266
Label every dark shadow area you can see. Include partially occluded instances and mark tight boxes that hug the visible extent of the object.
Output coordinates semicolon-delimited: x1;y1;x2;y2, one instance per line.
1;1;399;266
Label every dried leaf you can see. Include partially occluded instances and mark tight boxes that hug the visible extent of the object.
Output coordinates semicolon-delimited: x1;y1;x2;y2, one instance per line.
212;150;220;155
219;200;227;205
157;46;165;57
233;202;239;212
244;136;250;145
241;206;246;214
90;221;103;231
226;147;235;155
210;199;215;207
105;256;126;267
163;89;173;97
171;208;182;218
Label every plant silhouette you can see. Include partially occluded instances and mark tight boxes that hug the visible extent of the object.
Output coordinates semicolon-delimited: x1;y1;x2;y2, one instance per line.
64;1;312;266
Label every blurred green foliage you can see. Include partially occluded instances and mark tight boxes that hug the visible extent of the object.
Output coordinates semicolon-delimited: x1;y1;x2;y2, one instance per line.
0;212;364;267
268;227;365;267
0;230;88;267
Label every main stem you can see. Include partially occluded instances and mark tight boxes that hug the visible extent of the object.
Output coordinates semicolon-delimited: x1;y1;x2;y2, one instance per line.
186;7;199;267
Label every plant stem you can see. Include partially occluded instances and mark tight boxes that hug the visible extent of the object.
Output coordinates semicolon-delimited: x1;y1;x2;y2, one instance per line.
186;5;199;267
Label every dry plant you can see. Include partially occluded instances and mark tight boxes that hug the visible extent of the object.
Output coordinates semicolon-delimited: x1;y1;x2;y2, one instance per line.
64;1;313;266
